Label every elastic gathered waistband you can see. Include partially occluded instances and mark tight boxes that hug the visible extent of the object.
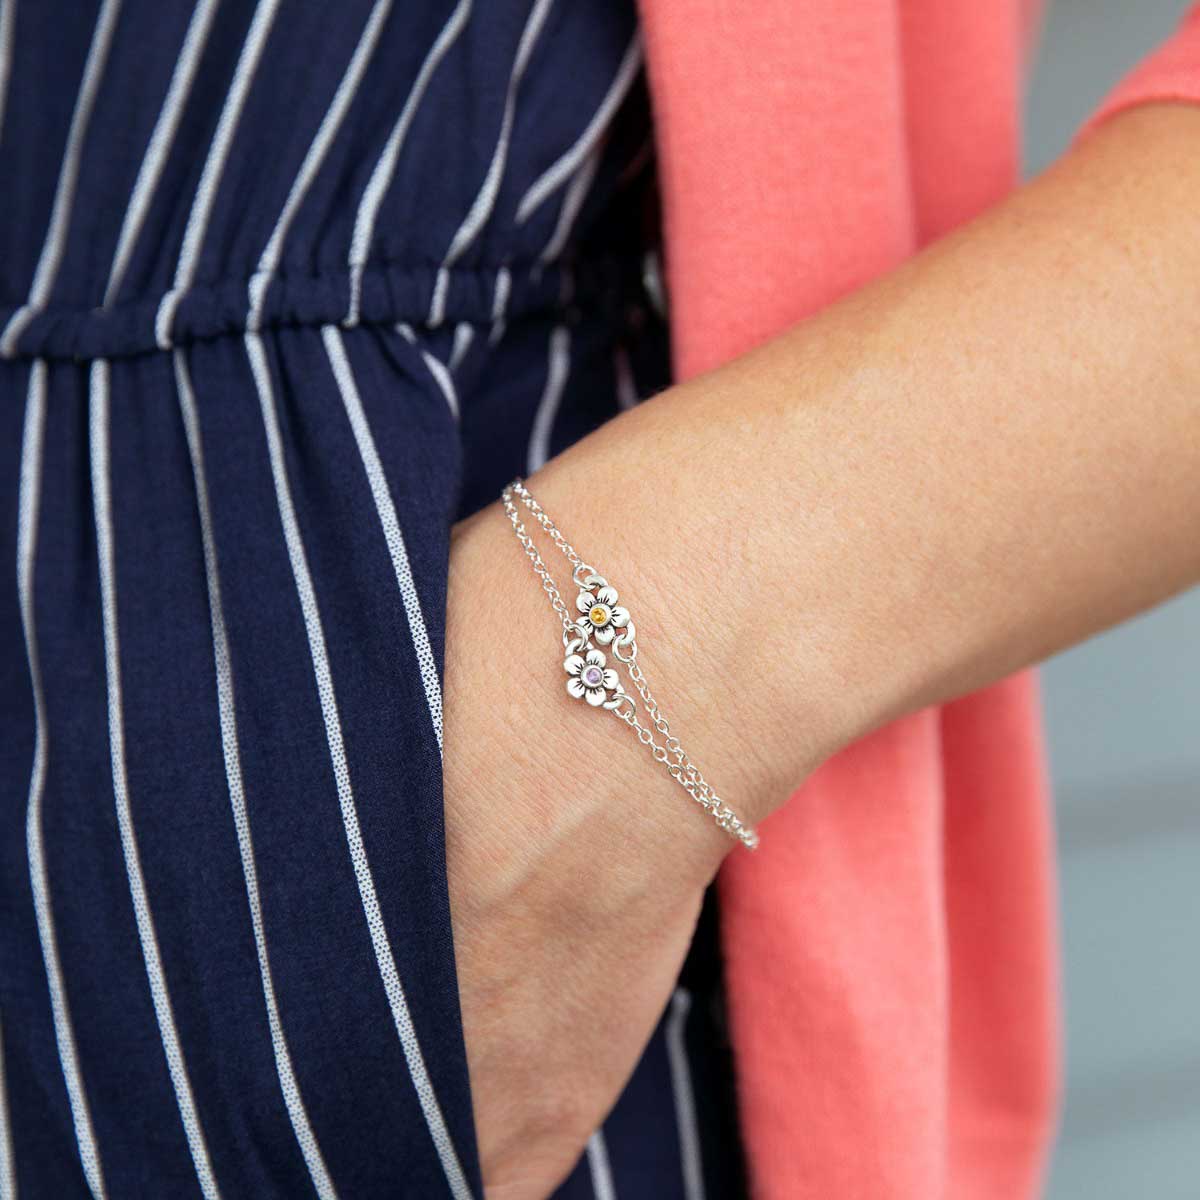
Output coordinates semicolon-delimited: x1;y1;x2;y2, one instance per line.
0;256;642;364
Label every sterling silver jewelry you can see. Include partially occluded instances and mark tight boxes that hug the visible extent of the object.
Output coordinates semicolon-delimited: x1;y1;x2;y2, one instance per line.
501;478;760;851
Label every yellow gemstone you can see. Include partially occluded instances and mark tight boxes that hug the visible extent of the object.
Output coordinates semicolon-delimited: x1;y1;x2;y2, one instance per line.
590;605;608;625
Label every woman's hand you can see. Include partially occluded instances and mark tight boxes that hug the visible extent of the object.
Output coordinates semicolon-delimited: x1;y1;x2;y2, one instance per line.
443;504;739;1198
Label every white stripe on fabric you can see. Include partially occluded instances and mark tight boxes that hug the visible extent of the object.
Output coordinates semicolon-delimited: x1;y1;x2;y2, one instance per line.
666;989;706;1200
173;351;338;1200
89;361;221;1200
394;324;460;420
0;1015;12;1200
488;266;511;347
321;325;444;753
422;347;460;420
448;322;474;373
155;0;281;349
18;362;107;1200
245;332;473;1200
434;0;554;298
527;324;570;474
515;32;641;226
102;0;219;308
1;0;122;357
248;0;392;331
538;144;600;264
345;0;472;328
613;344;637;412
585;1131;617;1200
0;0;15;142
427;267;450;329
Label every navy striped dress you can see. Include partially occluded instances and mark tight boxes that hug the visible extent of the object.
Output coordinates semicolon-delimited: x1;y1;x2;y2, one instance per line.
0;3;747;1197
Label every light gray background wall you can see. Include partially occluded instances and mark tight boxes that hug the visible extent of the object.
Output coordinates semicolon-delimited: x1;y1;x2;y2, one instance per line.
1023;3;1200;1196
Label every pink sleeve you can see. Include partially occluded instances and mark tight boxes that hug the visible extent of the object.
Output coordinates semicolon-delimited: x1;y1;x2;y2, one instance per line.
1083;4;1200;133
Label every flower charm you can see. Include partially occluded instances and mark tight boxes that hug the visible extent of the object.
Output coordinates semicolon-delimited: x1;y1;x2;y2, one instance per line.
575;580;631;646
564;647;620;706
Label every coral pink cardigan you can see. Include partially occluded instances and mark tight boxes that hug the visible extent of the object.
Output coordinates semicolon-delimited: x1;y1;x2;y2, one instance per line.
635;2;1200;1196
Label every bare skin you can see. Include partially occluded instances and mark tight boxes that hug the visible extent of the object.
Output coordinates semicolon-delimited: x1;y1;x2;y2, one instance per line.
442;104;1200;1198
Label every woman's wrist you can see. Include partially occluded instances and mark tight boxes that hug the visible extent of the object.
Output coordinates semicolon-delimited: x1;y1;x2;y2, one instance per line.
446;500;737;891
458;359;875;839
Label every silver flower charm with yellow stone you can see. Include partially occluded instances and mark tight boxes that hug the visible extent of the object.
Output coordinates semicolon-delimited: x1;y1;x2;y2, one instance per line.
564;647;623;707
574;579;631;646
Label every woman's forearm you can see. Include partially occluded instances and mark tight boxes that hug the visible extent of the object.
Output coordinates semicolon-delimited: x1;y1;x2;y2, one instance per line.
456;102;1200;839
748;100;1200;723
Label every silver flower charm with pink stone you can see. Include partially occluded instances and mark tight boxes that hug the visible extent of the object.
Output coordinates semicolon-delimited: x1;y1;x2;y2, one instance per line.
574;578;631;646
563;647;622;707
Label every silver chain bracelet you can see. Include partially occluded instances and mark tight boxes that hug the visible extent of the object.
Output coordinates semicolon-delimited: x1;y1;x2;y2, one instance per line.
500;479;760;851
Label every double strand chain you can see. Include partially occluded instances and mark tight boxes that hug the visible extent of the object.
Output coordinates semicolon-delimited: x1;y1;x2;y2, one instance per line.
501;479;759;851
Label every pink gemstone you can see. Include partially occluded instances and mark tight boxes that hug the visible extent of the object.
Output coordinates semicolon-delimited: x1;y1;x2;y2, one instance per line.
583;666;603;687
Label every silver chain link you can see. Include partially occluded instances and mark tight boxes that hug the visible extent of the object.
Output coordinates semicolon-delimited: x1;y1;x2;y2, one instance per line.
501;479;759;850
499;484;602;655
